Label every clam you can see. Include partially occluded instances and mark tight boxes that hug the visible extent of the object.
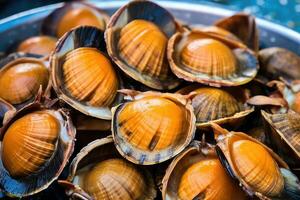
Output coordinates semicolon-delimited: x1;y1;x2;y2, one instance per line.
51;26;123;120
213;124;289;199
168;30;259;87
262;110;300;171
162;141;247;200
59;137;156;200
0;55;50;108
41;2;109;38
0;99;76;197
0;98;15;127
111;90;196;165
259;47;300;81
177;84;253;129
17;36;57;57
215;13;259;52
105;0;180;90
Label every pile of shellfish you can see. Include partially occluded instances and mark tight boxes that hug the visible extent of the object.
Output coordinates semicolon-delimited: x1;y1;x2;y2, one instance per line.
0;1;300;199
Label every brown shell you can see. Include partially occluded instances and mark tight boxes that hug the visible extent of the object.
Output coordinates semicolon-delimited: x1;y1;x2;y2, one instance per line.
112;90;196;165
0;101;76;197
262;110;300;169
162;142;247;200
51;26;123;120
215;127;288;199
259;47;300;81
177;84;253;129
17;36;57;57
105;0;180;90
168;30;259;87
60;137;156;200
215;13;259;52
0;57;50;108
41;2;109;38
196;25;242;43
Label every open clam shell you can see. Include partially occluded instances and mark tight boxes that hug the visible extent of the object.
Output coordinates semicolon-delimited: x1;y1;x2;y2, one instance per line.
262;110;300;170
51;26;123;120
214;125;289;199
177;84;253;130
0;53;51;109
168;30;259;87
41;2;109;38
105;0;180;90
112;90;196;165
215;13;259;52
0;101;76;197
162;141;247;200
60;137;156;200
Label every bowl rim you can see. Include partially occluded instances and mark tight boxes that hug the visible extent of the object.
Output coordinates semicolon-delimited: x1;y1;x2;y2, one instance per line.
0;0;299;42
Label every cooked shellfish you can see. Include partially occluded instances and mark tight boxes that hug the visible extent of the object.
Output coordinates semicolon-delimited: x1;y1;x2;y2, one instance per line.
162;142;247;200
59;137;156;200
0;57;49;107
112;90;195;165
0;101;75;197
106;0;180;90
168;30;258;86
41;2;109;38
51;26;122;120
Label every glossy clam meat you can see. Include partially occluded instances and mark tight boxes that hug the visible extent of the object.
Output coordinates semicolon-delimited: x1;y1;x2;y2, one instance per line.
0;58;49;105
80;158;147;200
181;38;237;77
17;36;57;56
162;145;246;200
168;30;258;86
179;159;245;200
112;91;195;164
118;20;169;79
216;131;287;198
118;96;187;151
2;111;59;177
231;139;284;196
62;47;118;107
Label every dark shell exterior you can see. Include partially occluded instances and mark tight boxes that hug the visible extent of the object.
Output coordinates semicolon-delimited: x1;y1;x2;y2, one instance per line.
215;13;259;52
0;101;76;197
262;110;300;170
177;84;253;129
259;47;300;81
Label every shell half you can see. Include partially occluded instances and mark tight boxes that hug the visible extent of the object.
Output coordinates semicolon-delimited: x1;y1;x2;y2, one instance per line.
112;91;196;165
168;30;258;86
60;137;156;200
105;0;180;90
0;102;76;197
51;26;123;120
